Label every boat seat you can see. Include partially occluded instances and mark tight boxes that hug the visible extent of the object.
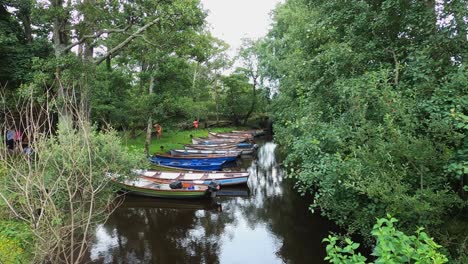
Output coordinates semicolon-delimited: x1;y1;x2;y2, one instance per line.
175;173;186;180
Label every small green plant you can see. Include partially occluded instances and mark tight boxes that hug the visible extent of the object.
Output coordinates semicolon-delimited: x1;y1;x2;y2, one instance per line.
0;221;33;263
324;215;448;263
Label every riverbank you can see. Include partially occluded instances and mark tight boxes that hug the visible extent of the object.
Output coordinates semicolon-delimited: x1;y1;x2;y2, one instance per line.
121;127;248;155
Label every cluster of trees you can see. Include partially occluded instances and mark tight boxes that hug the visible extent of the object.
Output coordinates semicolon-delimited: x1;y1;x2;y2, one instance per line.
0;0;268;133
259;0;467;261
0;0;269;262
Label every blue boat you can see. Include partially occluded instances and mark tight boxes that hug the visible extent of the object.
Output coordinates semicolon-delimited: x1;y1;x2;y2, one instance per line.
149;157;225;171
236;142;254;149
154;154;237;163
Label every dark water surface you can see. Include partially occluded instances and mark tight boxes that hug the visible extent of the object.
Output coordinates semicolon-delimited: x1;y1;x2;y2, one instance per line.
85;143;337;264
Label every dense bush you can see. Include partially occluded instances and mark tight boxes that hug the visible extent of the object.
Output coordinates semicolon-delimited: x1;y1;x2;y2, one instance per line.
0;120;143;263
260;0;467;259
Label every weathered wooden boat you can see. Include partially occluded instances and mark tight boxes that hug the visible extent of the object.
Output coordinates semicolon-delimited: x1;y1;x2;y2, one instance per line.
232;129;265;137
108;174;218;199
236;142;255;149
134;169;250;186
184;143;238;150
196;142;254;148
184;145;255;155
208;131;253;140
191;137;246;144
153;153;238;163
170;149;242;156
149;157;226;171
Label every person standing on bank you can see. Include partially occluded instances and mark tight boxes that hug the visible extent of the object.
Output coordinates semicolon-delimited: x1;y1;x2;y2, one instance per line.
5;128;14;150
154;123;162;139
14;129;22;149
193;119;199;130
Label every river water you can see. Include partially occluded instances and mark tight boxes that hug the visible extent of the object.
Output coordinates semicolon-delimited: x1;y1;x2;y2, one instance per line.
85;142;337;264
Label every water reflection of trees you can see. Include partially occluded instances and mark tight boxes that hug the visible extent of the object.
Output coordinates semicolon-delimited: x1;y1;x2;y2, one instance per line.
87;143;337;264
87;197;236;264
231;163;338;263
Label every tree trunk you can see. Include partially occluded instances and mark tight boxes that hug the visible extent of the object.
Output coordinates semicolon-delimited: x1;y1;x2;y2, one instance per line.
243;75;257;125
18;4;32;43
451;0;467;63
144;75;155;157
215;84;220;125
52;0;74;129
192;63;199;119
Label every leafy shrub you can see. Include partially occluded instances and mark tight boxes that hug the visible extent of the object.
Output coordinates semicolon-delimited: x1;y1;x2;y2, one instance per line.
0;121;143;263
0;221;33;263
324;216;448;264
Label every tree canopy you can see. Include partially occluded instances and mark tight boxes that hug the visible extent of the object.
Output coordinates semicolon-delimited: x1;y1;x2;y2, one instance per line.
259;0;467;260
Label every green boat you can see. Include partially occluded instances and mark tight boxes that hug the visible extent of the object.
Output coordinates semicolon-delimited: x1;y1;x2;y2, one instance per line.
108;174;218;199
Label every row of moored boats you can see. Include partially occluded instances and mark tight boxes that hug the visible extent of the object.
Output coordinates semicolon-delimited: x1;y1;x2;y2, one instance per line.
108;129;265;199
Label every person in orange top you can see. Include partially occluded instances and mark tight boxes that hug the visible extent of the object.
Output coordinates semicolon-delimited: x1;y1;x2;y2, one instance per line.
193;119;199;130
153;123;162;139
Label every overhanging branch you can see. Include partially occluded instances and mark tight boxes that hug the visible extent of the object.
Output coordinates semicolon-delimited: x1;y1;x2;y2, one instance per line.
94;17;162;65
63;25;132;53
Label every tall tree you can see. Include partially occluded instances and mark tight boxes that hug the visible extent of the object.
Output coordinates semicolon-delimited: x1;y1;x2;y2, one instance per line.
261;0;467;259
238;38;262;125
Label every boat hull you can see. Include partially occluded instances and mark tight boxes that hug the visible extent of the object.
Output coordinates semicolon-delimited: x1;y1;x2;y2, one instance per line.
183;145;254;155
149;157;225;171
109;175;214;199
153;154;237;163
170;149;242;156
136;169;250;186
192;137;245;145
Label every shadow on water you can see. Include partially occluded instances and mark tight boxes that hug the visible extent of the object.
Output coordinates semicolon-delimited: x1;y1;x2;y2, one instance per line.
85;142;339;264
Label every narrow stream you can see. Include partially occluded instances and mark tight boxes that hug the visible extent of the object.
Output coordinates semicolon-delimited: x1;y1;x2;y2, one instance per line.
85;142;337;263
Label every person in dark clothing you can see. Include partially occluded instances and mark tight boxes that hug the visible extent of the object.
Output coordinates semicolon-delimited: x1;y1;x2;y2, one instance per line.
5;129;14;150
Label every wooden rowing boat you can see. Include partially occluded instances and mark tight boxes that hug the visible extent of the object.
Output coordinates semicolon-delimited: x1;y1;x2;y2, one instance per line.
231;129;265;137
184;144;239;150
134;169;250;186
149;157;226;171
183;145;255;155
153;153;238;163
169;149;242;157
191;137;245;144
208;131;253;140
108;174;218;199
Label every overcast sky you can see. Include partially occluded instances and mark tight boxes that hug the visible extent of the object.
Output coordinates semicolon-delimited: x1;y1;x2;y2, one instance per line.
200;0;282;58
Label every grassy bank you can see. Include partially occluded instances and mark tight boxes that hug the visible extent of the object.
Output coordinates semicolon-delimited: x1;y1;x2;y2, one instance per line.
121;127;245;155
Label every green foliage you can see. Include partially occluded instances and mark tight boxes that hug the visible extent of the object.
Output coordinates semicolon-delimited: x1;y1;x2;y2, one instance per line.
324;216;448;264
0;221;32;264
220;71;254;124
261;0;467;259
0;122;143;262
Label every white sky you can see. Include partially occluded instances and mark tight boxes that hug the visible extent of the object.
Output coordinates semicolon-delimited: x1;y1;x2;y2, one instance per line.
201;0;282;58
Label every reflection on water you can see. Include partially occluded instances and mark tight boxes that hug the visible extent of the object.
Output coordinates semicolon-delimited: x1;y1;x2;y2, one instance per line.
257;142;277;169
85;142;337;264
